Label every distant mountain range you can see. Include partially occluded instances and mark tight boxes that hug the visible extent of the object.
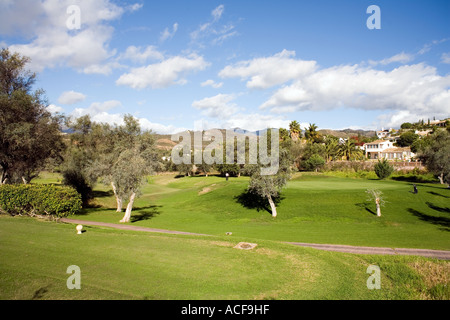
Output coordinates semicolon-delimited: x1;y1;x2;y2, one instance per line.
154;127;376;151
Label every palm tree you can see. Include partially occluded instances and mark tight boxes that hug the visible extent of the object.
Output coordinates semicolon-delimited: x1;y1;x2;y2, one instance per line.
339;139;356;160
289;121;301;141
324;135;340;162
305;123;320;143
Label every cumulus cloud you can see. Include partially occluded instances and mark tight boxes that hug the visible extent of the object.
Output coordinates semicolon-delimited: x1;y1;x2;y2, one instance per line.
58;90;86;105
221;113;291;132
219;49;317;89
116;54;210;89
260;62;450;120
192;93;240;118
120;45;164;63
201;79;223;88
46;104;64;114
191;93;291;131
2;0;140;74
70;100;185;134
72;100;122;118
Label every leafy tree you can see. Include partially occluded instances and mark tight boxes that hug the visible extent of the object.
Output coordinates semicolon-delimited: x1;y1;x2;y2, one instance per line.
246;148;291;218
374;158;394;180
215;163;240;177
298;143;326;170
396;131;419;147
0;48;64;184
400;122;412;129
98;116;160;222
61;115;108;206
417;130;450;185
303;154;325;172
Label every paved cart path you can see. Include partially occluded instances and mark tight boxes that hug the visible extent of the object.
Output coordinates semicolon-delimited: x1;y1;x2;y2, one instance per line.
60;218;450;260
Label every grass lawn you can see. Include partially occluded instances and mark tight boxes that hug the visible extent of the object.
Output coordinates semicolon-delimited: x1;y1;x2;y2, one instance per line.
0;215;448;300
2;171;448;300
48;172;450;251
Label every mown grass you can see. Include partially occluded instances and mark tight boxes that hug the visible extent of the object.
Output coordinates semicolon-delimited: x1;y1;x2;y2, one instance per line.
0;215;448;300
52;172;450;250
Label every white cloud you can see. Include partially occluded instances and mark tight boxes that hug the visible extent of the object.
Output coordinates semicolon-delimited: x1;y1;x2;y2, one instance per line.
441;52;450;64
192;93;240;118
369;52;414;66
220;113;291;132
72;100;122;118
190;4;237;46
126;3;143;13
201;79;223;88
2;0;131;74
116;54;210;89
212;4;225;22
259;62;450;123
46;104;64;114
58;90;86;105
120;45;164;63
219;50;317;89
70;99;186;134
191;93;290;131
138;118;188;135
160;23;178;42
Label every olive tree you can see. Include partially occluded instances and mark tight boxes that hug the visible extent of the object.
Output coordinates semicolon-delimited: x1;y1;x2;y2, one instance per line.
0;48;64;184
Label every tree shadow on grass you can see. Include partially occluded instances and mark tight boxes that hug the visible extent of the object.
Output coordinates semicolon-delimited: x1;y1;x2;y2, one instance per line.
426;202;450;214
130;205;162;223
408;208;450;232
428;191;450;199
391;176;437;183
32;285;50;300
91;190;114;198
234;190;282;215
76;207;117;216
355;202;377;216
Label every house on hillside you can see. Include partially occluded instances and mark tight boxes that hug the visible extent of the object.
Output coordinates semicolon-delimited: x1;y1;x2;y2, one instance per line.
429;119;448;128
380;147;415;161
376;129;390;139
363;140;415;161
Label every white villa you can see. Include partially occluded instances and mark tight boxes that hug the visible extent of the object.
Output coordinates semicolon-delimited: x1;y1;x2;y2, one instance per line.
363;140;415;161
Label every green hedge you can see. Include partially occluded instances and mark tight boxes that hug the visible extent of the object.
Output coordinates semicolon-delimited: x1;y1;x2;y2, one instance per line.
0;184;82;217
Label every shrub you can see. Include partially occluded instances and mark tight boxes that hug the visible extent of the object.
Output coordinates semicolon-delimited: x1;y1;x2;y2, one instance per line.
374;159;394;180
303;154;326;172
0;184;82;217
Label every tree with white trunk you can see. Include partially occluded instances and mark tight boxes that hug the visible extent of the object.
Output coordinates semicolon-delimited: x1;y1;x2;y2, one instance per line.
86;115;160;222
246;148;291;218
366;189;386;217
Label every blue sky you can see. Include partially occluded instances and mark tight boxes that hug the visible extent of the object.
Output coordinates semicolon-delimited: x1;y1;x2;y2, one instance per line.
1;0;449;134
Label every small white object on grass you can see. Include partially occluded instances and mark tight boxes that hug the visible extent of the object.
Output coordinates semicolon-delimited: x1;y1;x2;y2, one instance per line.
76;224;83;234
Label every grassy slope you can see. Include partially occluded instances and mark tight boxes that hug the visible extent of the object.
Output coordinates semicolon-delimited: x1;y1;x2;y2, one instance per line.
64;172;450;250
0;216;448;300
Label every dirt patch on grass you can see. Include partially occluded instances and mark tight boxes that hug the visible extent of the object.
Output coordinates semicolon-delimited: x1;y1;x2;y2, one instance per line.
410;260;450;300
198;184;217;195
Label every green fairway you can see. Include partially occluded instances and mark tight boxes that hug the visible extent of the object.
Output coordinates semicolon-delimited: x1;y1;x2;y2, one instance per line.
60;172;450;251
0;215;448;300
